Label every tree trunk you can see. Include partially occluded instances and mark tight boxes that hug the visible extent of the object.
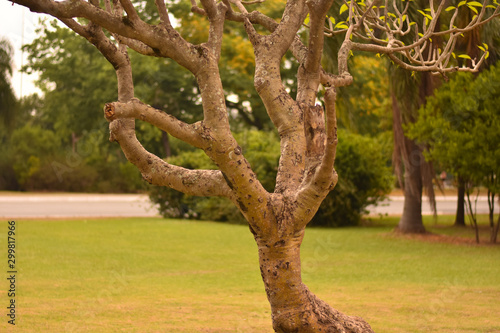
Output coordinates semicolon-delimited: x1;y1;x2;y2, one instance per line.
488;190;496;243
255;231;373;333
454;178;466;227
396;139;426;234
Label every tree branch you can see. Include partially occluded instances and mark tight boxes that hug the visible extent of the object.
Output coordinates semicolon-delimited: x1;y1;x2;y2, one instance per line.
107;117;232;197
104;99;204;149
154;0;172;27
294;87;338;230
10;0;204;74
119;0;140;22
296;0;334;105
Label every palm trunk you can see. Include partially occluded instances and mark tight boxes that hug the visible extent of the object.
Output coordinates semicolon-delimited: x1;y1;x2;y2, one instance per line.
255;231;373;332
396;138;426;234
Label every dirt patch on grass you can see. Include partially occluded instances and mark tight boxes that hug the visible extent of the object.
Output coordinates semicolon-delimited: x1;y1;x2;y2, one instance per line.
387;230;499;246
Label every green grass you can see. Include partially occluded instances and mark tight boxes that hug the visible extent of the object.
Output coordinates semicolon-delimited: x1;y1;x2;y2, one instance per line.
0;217;499;332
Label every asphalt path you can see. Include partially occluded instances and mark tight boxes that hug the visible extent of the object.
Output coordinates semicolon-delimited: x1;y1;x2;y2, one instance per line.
0;193;160;219
0;192;496;219
367;195;497;216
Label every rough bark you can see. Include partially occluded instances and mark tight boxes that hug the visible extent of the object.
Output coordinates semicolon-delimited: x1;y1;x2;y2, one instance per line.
257;236;373;333
392;95;427;234
397;161;426;234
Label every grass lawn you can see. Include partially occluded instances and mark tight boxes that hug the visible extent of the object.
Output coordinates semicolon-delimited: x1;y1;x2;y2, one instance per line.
0;216;498;332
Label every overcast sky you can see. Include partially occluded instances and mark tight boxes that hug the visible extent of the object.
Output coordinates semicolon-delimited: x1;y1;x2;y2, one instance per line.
0;2;50;98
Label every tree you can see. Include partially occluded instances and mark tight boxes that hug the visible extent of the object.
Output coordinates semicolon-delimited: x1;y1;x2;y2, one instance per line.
0;37;19;190
408;65;500;243
0;37;17;135
446;3;500;227
9;0;498;331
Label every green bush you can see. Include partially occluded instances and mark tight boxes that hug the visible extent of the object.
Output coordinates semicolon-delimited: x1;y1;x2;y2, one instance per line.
149;129;393;226
311;130;393;227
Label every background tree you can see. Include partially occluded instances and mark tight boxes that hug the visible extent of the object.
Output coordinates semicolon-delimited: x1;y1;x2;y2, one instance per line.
408;65;500;243
0;37;19;190
448;3;500;226
8;0;498;331
0;37;17;134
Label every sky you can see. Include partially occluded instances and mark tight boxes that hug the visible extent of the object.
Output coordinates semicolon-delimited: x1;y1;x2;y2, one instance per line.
0;1;50;98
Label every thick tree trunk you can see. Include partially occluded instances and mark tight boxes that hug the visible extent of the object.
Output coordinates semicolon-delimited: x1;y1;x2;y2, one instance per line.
454;178;466;227
396;140;426;234
255;231;373;333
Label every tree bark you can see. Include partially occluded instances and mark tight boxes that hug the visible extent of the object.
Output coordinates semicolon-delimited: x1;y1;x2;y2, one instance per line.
454;178;466;227
396;139;426;234
255;229;373;332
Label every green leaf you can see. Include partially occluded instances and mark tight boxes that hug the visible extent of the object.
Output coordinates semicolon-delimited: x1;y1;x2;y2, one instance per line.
467;5;478;14
340;3;349;14
418;10;433;20
467;1;483;7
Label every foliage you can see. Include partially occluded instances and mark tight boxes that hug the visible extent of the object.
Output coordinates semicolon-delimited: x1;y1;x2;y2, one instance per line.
150;129;393;226
311;130;393;227
9;124;62;185
149;129;280;222
22;20;118;142
407;64;500;242
335;55;392;136
0;37;17;137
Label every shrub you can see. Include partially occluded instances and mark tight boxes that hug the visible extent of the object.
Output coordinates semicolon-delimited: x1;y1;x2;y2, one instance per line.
149;129;393;226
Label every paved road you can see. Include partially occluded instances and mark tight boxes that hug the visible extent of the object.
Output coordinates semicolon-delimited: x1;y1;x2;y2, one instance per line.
368;195;497;216
0;193;160;219
0;192;496;219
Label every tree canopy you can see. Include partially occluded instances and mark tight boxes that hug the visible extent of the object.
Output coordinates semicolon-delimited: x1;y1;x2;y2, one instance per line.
408;64;500;242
